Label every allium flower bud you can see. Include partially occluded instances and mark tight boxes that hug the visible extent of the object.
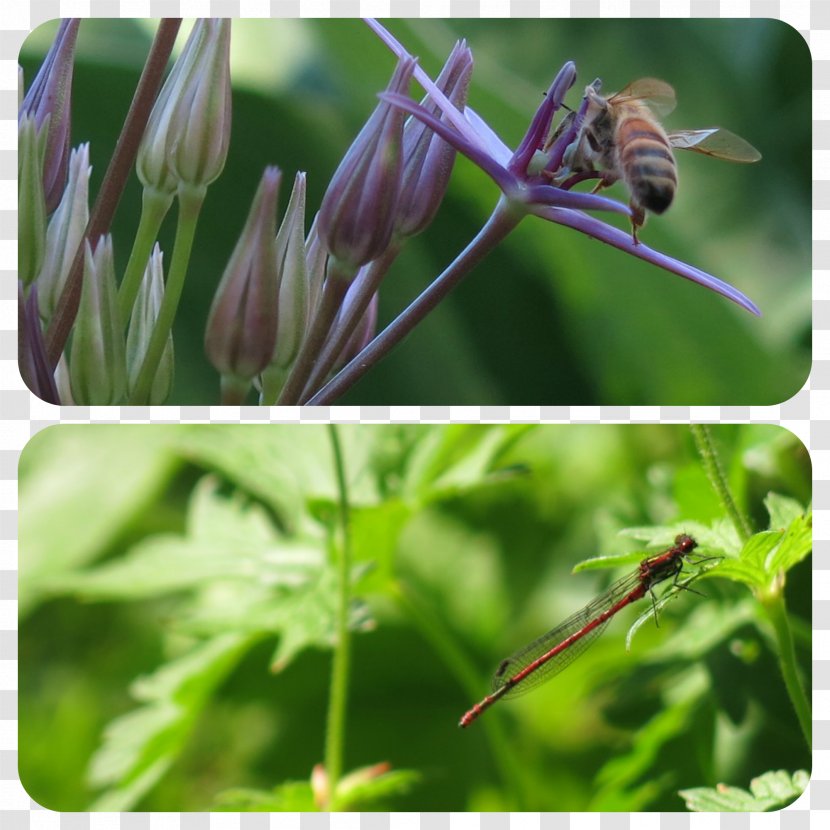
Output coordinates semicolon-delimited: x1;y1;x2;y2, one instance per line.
205;166;281;381
127;245;174;405
38;143;90;321
18;115;48;286
19;19;79;213
395;41;473;239
69;236;127;405
272;172;310;369
137;18;232;194
318;56;416;271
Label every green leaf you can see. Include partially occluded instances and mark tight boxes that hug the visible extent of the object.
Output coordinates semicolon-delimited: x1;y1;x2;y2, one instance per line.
176;425;386;529
765;493;805;531
333;766;421;810
215;781;317;811
89;633;254;810
768;509;812;575
401;424;533;501
19;425;181;614
44;478;324;600
350;499;412;593
679;769;809;812
267;567;374;672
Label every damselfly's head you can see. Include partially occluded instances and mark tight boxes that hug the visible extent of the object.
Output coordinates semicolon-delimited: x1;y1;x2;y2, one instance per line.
674;533;698;554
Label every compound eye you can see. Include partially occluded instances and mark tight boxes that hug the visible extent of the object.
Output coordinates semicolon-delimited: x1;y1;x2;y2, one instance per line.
586;132;601;153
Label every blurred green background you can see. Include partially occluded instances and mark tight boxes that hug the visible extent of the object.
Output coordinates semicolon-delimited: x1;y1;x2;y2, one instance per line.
20;19;810;406
19;423;811;811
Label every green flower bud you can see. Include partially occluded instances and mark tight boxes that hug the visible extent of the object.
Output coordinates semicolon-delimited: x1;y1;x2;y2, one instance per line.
137;19;232;194
69;236;127;404
38;142;90;322
127;244;174;405
18;114;48;286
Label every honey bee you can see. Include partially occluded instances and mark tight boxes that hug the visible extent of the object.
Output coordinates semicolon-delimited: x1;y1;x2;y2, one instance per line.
549;78;762;242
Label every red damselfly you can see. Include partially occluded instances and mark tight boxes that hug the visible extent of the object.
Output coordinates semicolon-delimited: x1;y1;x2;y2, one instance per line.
460;533;708;728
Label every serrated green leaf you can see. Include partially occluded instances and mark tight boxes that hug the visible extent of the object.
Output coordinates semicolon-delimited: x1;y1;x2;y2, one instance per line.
768;510;812;575
214;781;317;811
19;425;181;614
401;424;533;501
679;769;808;812
765;493;805;531
89;633;254;810
333;767;421;810
740;530;784;571
709;559;767;590
176;426;386;528
268;567;375;672
45;479;324;601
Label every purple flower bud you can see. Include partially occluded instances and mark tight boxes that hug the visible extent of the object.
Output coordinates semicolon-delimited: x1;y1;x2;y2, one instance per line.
137;19;232;194
395;41;473;239
205;166;281;381
38;142;90;321
69;236;127;405
127;244;174;405
18;115;48;286
318;56;416;271
19;19;79;213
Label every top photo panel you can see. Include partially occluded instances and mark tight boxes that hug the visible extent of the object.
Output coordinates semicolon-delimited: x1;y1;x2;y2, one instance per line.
18;18;810;407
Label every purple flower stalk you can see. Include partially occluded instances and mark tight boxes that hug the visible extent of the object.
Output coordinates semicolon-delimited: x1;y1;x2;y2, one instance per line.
305;20;761;405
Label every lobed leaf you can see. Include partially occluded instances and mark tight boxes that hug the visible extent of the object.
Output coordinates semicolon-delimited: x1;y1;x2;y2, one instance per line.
679;769;808;812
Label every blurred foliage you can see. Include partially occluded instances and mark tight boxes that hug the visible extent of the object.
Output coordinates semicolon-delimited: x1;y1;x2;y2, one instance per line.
19;423;810;811
19;18;810;405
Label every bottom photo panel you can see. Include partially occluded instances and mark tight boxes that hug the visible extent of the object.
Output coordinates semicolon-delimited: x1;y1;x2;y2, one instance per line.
19;423;811;813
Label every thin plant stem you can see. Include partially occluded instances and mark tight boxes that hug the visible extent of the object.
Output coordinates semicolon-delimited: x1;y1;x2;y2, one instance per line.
117;187;174;323
690;424;752;543
392;582;528;810
277;263;353;405
45;18;182;367
129;183;206;404
300;244;400;402
307;198;523;405
760;590;811;750
324;424;352;805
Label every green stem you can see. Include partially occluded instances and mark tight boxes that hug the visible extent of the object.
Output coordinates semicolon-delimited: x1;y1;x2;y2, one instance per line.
324;424;352;806
690;424;752;543
117;187;174;323
761;591;811;750
129;183;206;404
393;582;528;810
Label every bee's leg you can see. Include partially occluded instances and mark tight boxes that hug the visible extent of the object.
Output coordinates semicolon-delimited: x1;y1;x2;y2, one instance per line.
630;203;646;245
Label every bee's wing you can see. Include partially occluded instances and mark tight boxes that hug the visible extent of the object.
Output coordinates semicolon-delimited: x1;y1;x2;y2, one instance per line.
668;128;762;162
610;78;676;117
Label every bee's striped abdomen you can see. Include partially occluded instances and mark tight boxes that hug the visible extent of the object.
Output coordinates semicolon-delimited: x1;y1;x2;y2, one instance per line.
617;117;677;214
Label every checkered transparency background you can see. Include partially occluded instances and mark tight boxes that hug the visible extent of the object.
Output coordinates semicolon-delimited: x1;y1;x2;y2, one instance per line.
0;0;826;826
